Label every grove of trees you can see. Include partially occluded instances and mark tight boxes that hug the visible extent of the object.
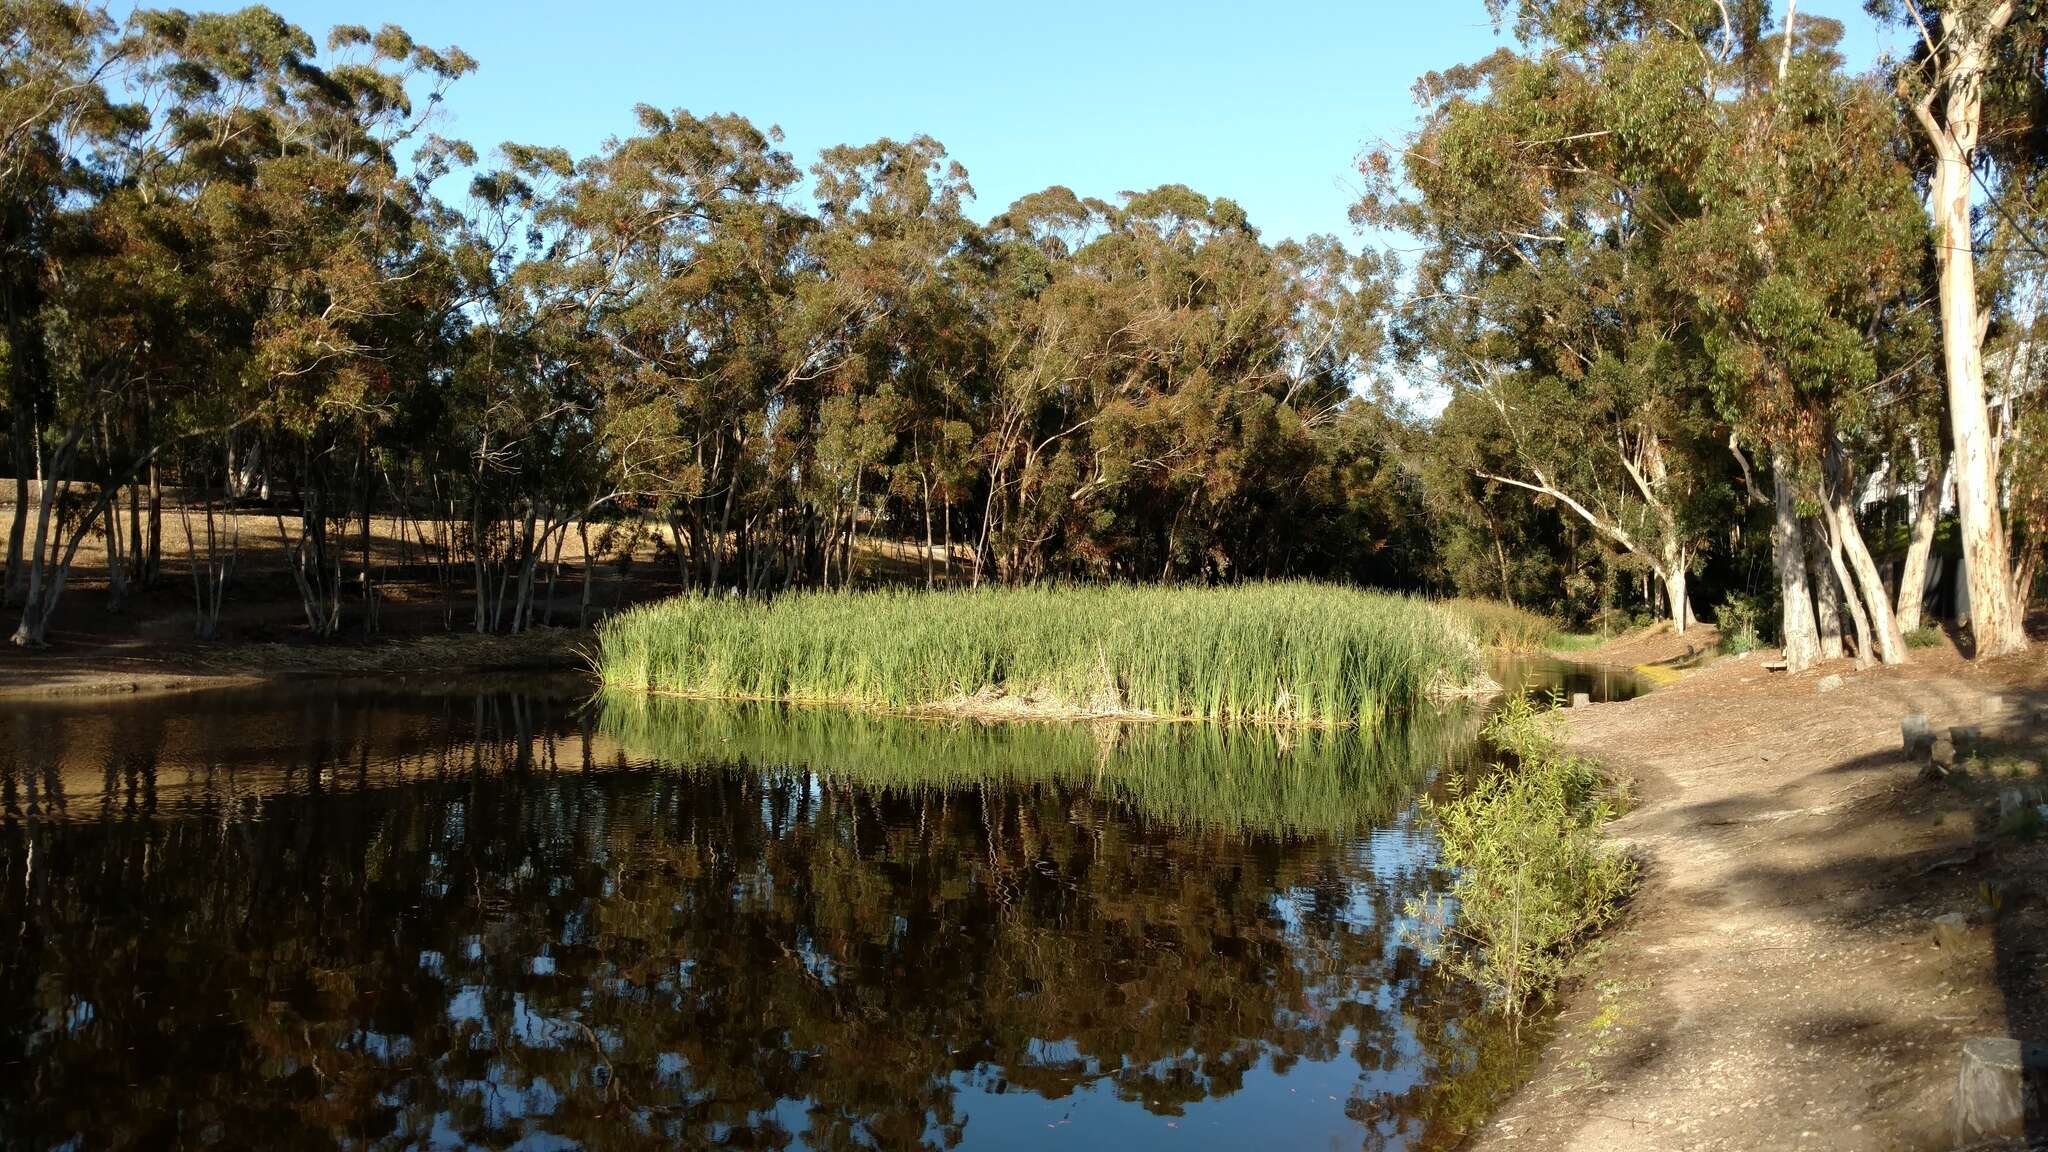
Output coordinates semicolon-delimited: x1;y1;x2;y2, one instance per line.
4;0;2046;666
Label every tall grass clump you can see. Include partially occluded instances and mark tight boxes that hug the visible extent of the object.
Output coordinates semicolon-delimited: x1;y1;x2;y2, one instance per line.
596;582;1484;728
1442;599;1560;652
1410;695;1636;1027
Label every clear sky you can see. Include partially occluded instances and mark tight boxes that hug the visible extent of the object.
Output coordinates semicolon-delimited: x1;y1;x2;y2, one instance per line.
234;0;1894;248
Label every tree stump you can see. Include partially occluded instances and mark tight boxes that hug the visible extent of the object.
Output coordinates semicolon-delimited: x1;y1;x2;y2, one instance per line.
1932;737;1958;772
1951;1037;2048;1144
1952;725;1985;754
1570;692;1590;709
1904;714;1934;758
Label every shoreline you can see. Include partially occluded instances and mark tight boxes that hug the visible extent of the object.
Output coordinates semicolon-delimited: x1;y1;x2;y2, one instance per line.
1472;634;2048;1150
599;671;1508;730
0;629;598;702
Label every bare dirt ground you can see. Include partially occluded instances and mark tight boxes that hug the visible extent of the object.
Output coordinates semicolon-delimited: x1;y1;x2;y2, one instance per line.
1475;628;2048;1151
0;499;956;699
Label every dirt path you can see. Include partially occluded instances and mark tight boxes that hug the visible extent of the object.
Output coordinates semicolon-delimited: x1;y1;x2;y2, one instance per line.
1475;637;2048;1151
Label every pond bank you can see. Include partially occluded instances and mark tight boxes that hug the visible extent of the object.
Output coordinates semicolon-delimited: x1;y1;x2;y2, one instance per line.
1474;634;2048;1151
0;629;592;700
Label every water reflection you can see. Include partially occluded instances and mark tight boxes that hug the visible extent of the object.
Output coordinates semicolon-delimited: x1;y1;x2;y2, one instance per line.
0;678;1548;1151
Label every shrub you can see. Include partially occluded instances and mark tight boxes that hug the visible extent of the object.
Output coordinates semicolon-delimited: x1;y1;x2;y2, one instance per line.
1716;595;1761;656
1904;624;1944;649
1410;695;1635;1026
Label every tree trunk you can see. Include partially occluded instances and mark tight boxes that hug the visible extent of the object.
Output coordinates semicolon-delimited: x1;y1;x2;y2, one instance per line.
578;518;594;629
1772;449;1824;673
1661;561;1692;635
1919;0;2028;657
1826;457;1906;665
146;453;161;582
1897;450;1949;633
1820;514;1875;670
4;471;25;606
1808;522;1846;661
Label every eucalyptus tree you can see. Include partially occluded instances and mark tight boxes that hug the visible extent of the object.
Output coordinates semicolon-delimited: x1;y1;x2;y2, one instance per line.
1675;22;1933;668
0;0;128;617
1359;39;1727;634
90;9;477;638
1870;0;2046;656
803;135;976;587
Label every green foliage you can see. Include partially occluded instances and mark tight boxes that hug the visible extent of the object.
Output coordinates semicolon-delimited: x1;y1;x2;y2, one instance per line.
1715;594;1762;656
1904;625;1945;649
1411;695;1635;1022
596;582;1484;728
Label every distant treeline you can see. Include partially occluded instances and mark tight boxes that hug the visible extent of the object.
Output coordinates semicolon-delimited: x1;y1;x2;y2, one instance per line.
0;4;1433;647
5;2;2048;664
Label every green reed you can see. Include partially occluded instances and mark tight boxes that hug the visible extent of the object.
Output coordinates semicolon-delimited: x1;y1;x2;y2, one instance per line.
595;582;1484;728
1440;598;1562;652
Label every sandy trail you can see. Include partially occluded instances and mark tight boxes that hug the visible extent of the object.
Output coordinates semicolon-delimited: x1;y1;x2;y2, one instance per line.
1475;637;2048;1151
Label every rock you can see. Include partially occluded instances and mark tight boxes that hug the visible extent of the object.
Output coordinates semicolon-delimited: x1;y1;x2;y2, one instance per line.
1570;691;1590;710
1952;725;1985;754
1817;674;1843;693
1760;749;1783;763
2001;788;2028;821
1932;737;1958;771
1904;714;1934;758
1950;1037;2048;1145
1931;911;1974;951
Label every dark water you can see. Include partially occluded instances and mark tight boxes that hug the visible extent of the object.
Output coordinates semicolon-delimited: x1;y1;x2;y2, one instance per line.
0;661;1640;1151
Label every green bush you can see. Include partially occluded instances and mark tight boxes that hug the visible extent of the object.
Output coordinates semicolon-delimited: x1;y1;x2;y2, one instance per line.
596;581;1485;728
1904;625;1944;649
1411;695;1635;1025
1716;595;1761;656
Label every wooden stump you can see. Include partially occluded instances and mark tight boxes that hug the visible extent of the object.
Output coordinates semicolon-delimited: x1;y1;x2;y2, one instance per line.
1569;692;1590;710
1904;714;1933;758
1951;1037;2048;1145
1952;725;1985;755
1932;737;1958;772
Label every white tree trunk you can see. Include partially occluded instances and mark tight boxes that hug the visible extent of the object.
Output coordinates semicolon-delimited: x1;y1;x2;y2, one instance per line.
1662;562;1693;636
1897;451;1949;633
1773;449;1823;673
1808;523;1846;661
1829;481;1907;665
1917;1;2028;657
1821;515;1876;670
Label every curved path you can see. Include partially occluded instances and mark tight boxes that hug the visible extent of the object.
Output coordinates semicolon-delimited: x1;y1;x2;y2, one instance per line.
1476;639;2048;1151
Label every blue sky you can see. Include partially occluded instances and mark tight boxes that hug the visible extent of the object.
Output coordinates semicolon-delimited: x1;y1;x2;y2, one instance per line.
241;0;1894;248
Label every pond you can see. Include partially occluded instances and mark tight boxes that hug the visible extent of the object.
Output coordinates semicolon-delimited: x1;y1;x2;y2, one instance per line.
0;660;1644;1151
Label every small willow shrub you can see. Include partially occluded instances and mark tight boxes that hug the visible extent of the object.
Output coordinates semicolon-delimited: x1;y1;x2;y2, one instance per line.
1411;695;1636;1024
1716;595;1762;656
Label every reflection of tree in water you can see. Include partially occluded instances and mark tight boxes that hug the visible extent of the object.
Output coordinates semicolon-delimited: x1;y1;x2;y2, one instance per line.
0;688;1515;1151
